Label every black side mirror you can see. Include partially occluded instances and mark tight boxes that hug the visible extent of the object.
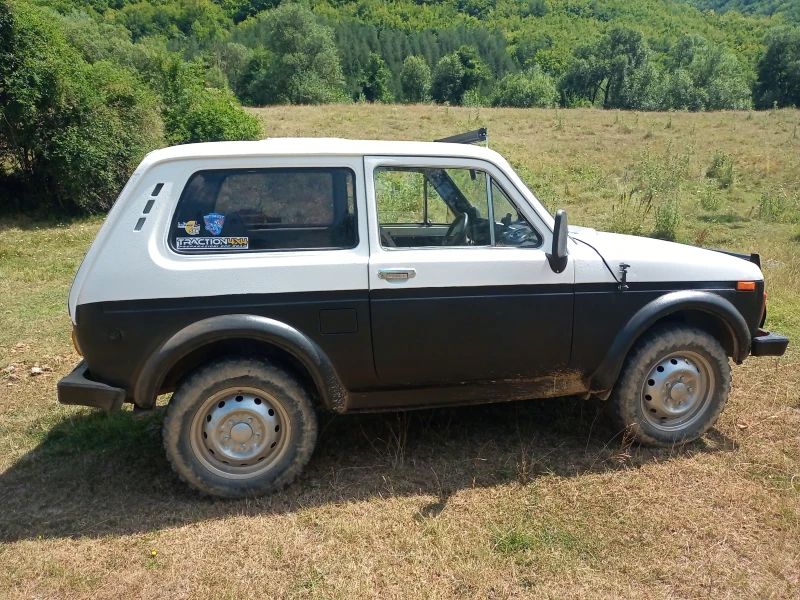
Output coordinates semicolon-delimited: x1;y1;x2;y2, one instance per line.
546;209;569;273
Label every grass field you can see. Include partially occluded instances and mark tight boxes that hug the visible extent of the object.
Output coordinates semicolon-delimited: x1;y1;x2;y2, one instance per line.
1;105;799;599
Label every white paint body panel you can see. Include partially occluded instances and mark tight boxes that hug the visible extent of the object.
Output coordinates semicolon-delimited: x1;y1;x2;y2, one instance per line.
570;228;763;284
68;138;764;325
364;155;574;290
69;153;370;323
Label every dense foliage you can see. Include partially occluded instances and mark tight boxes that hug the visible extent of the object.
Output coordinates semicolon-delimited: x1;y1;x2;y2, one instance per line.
2;0;799;215
0;0;260;214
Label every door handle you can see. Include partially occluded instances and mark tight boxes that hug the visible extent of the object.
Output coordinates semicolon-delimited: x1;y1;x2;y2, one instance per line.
377;268;416;281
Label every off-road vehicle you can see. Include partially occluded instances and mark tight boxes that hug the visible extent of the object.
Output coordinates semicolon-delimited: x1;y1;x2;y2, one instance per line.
58;129;789;498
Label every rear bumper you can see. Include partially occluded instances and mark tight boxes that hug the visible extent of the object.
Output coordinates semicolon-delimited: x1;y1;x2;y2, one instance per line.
750;329;790;357
57;361;126;412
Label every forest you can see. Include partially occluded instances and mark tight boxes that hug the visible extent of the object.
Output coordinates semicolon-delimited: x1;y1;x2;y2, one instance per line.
2;0;799;213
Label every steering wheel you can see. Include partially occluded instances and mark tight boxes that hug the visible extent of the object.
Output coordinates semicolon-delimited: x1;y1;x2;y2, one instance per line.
443;212;469;246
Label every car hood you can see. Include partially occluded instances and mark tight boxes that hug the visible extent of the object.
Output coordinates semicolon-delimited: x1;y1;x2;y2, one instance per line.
569;227;763;283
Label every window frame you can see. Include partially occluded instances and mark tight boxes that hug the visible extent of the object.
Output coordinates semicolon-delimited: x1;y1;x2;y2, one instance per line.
168;166;359;255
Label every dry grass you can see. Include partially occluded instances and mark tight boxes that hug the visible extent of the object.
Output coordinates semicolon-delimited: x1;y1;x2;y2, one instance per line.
1;105;799;599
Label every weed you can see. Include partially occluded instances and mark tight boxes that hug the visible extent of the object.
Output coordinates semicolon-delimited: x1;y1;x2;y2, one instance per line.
706;150;735;188
699;185;722;211
555;110;565;131
758;188;798;223
653;198;682;241
609;183;652;236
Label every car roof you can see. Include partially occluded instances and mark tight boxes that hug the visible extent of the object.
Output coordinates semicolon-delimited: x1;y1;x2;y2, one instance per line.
142;138;503;164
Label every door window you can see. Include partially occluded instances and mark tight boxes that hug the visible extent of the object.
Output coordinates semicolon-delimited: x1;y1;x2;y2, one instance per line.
491;181;543;248
375;167;491;248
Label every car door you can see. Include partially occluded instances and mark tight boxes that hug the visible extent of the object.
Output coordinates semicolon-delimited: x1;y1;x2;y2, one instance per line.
365;155;575;387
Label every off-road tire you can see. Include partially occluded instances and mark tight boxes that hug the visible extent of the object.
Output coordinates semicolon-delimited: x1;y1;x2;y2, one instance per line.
163;357;318;498
608;324;731;447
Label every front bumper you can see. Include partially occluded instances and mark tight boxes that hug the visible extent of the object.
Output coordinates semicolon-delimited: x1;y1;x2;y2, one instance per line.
57;361;126;412
750;329;790;357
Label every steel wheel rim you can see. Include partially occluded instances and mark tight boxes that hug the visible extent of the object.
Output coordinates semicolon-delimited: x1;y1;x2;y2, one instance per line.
190;387;291;480
641;350;715;432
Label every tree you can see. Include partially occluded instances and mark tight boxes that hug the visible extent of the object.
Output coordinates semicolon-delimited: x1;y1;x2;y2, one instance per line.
0;1;162;214
359;53;393;102
236;3;344;105
755;27;800;108
560;28;661;110
492;67;558;107
663;34;751;110
431;45;490;105
400;55;431;102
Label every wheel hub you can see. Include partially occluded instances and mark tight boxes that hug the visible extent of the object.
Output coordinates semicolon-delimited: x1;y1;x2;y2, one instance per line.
191;389;288;476
641;351;714;430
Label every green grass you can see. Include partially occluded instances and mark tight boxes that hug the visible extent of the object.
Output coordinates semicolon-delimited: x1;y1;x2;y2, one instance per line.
0;105;798;599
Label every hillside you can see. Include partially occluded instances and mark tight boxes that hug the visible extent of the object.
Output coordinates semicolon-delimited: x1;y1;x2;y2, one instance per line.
680;0;800;22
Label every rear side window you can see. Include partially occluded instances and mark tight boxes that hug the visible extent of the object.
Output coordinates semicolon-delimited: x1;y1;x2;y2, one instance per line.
170;168;357;252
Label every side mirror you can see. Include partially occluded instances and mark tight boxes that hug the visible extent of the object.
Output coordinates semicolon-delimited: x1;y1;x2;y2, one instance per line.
546;209;569;273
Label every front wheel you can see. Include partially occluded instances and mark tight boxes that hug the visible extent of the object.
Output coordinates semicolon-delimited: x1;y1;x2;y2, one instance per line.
163;357;318;498
608;325;731;447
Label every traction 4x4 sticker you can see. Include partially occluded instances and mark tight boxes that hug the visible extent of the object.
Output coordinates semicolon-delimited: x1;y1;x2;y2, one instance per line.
176;237;248;250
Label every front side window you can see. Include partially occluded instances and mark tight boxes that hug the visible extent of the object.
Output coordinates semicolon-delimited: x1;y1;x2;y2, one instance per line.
491;181;542;248
374;165;541;249
375;167;491;248
170;167;357;252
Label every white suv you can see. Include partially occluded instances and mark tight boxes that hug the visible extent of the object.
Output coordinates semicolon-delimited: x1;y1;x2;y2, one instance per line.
58;130;788;498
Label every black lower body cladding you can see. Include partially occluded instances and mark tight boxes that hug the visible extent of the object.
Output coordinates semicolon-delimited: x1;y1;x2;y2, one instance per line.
57;361;126;411
750;329;790;356
63;281;783;412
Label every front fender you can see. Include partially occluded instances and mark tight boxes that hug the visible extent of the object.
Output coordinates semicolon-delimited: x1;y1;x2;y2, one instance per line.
589;290;751;392
133;314;347;412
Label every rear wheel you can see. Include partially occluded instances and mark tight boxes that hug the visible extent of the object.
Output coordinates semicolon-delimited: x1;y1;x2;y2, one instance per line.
608;325;731;446
163;357;318;498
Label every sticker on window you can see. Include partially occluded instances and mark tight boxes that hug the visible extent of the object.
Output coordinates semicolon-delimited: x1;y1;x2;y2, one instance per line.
176;237;248;250
203;213;225;235
177;220;201;235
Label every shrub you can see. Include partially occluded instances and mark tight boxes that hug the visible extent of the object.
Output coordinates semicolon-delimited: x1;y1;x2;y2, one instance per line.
400;55;431;103
492;67;558;108
706;150;735;189
0;1;163;214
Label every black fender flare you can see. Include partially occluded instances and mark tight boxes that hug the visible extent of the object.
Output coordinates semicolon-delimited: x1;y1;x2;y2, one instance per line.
133;314;347;413
589;290;751;392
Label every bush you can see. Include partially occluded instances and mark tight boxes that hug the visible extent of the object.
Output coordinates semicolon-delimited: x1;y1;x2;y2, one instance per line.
0;1;163;214
492;67;558;107
157;58;261;144
400;55;431;103
706;150;735;189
